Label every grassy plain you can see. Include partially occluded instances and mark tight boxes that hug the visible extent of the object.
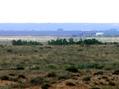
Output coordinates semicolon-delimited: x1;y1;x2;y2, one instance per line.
0;44;119;89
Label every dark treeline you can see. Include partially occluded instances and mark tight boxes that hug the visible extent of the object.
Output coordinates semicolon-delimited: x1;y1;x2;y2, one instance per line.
12;40;42;45
12;38;102;46
48;38;102;45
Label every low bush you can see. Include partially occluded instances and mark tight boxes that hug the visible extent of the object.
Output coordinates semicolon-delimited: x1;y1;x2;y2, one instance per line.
109;81;115;86
18;74;26;79
16;65;24;70
41;83;51;89
48;38;102;45
91;87;100;89
65;80;76;86
58;72;72;80
12;40;42;46
94;71;104;75
78;63;104;69
47;72;57;77
113;70;119;75
0;75;9;80
30;77;44;85
65;65;78;73
7;49;13;52
82;76;91;81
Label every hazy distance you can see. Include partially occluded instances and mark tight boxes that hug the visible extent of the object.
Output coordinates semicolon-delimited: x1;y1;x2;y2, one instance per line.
0;23;119;31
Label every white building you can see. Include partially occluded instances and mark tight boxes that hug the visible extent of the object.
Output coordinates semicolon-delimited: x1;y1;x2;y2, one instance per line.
95;32;104;36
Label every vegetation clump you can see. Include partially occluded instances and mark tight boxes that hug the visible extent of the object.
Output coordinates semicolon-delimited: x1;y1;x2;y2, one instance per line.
7;49;13;52
16;65;25;70
0;75;9;80
41;83;51;89
12;40;42;45
82;76;91;81
65;65;79;73
78;63;104;69
48;38;102;45
113;70;119;75
65;80;76;86
109;81;116;86
46;72;57;77
94;71;104;75
91;87;100;89
30;77;45;85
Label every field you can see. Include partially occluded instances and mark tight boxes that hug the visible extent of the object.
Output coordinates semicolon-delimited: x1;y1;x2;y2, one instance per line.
0;44;119;89
0;36;56;45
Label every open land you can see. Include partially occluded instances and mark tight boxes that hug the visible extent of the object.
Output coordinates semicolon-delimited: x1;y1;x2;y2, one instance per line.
0;43;119;89
0;36;119;45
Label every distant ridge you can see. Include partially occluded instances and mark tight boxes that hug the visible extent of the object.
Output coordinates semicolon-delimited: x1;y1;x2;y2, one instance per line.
0;23;119;36
0;30;95;36
0;30;119;37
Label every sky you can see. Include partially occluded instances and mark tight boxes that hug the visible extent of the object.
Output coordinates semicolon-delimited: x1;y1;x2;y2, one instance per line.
0;0;119;31
0;0;119;23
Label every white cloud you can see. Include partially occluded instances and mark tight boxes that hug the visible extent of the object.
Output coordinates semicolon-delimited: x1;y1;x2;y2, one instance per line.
0;0;119;23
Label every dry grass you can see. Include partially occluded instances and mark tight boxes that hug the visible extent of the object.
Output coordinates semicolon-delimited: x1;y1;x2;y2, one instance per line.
0;44;118;88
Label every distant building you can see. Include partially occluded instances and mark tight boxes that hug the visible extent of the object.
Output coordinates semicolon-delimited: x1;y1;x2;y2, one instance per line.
95;32;104;36
57;28;64;32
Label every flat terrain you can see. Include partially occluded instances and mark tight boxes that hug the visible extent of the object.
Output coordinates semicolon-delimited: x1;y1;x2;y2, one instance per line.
0;44;119;89
0;36;56;45
1;36;119;45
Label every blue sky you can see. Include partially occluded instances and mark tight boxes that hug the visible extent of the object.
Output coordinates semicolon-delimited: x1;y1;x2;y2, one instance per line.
0;23;119;31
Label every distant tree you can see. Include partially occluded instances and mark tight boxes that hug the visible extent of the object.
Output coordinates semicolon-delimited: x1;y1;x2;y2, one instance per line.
68;38;75;44
47;38;102;45
16;40;22;45
62;39;68;45
12;40;16;45
83;39;102;45
76;39;83;44
12;40;42;46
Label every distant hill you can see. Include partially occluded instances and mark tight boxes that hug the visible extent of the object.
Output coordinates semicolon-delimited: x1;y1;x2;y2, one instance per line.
0;30;96;36
0;23;119;36
0;30;118;37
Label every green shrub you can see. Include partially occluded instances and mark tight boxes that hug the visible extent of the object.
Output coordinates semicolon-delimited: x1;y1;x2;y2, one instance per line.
65;80;76;86
78;63;104;69
16;65;25;70
47;72;57;77
30;77;44;85
113;70;119;75
82;76;91;81
65;65;78;73
94;71;104;75
7;49;13;52
83;39;102;45
109;81;115;86
48;38;102;45
58;72;72;80
0;75;9;80
12;40;42;46
48;64;57;69
91;87;100;89
41;83;51;89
